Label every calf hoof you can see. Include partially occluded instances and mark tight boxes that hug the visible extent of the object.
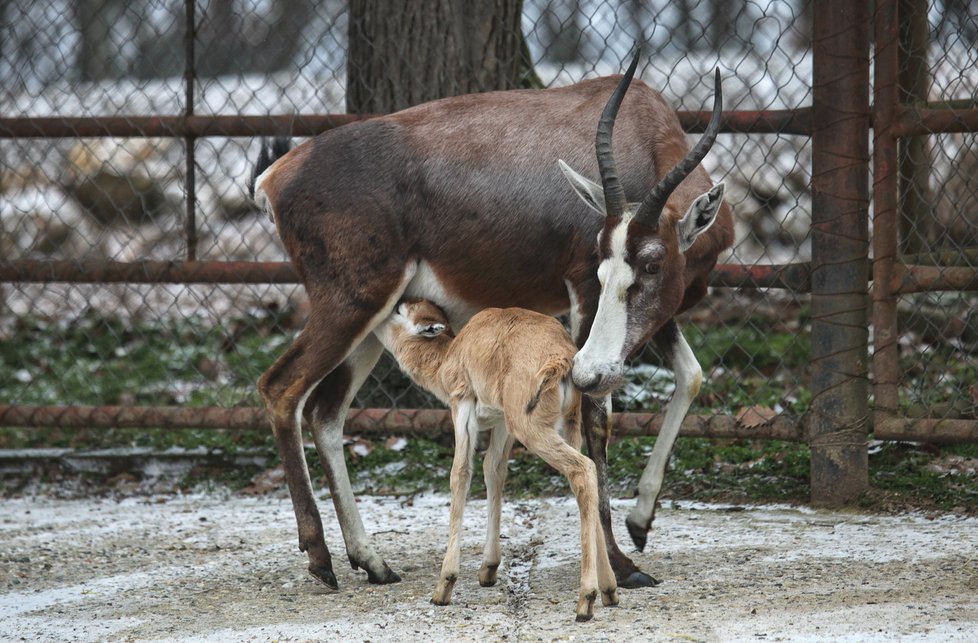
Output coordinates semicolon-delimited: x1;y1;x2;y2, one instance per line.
366;562;402;585
601;587;620;607
478;563;499;587
575;590;597;622
625;516;650;553
431;575;457;606
308;564;339;590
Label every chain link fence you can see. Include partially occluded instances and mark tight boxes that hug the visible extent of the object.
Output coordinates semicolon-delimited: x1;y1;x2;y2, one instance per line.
0;1;975;453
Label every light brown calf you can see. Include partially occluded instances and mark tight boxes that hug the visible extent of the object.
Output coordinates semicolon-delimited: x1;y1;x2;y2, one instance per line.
376;299;618;622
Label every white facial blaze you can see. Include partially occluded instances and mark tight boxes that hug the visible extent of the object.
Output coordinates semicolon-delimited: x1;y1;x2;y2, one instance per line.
575;215;634;381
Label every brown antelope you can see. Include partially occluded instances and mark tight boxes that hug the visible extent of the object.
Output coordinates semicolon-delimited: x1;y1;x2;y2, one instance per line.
376;299;617;621
252;50;733;590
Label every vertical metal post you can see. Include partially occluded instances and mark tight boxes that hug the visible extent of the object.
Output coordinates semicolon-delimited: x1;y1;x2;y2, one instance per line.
184;0;198;262
897;0;932;255
873;1;901;432
809;1;870;505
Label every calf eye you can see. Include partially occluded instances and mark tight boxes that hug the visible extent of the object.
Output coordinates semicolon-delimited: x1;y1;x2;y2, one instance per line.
644;262;661;275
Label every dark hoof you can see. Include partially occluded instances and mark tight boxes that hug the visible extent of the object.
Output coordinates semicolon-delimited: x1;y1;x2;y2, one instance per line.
575;613;594;623
625;517;649;552
308;564;339;590
617;569;660;589
365;563;402;585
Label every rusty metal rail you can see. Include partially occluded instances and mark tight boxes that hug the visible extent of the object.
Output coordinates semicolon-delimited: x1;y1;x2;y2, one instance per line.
0;109;812;139
2;404;975;445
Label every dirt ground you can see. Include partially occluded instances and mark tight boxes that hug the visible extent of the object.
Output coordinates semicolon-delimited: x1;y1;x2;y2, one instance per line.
2;490;977;642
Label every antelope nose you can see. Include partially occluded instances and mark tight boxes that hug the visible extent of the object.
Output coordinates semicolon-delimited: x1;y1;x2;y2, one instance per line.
573;370;604;394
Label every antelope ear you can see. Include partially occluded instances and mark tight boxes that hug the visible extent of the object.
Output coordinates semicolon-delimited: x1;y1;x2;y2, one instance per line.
418;323;447;337
676;182;724;251
558;160;607;216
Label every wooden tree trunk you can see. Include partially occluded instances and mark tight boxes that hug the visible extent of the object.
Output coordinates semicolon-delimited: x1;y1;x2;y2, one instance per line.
347;0;538;113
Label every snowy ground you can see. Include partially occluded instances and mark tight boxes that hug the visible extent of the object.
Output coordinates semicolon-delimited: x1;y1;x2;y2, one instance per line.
2;492;977;642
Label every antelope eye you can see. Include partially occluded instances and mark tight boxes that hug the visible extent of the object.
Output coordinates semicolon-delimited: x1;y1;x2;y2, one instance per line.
644;262;661;275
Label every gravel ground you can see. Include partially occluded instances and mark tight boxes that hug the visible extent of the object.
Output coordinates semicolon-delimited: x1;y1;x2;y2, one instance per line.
2;491;977;642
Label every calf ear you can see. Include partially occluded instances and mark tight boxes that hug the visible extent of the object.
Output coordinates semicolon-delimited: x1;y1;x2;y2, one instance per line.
558;160;607;216
418;323;447;337
676;183;724;251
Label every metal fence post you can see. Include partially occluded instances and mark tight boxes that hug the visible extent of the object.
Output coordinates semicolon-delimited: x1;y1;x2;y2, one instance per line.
873;0;901;438
809;1;871;504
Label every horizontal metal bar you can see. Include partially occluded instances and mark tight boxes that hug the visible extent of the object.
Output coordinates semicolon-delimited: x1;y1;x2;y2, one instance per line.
0;115;375;139
2;106;971;141
677;108;812;136
890;264;978;294
1;259;811;291
4;404;976;444
0;404;804;441
893;105;978;137
874;417;978;444
0;109;812;140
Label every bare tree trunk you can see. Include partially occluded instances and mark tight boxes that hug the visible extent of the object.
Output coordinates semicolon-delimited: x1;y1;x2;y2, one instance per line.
347;0;538;114
74;0;128;81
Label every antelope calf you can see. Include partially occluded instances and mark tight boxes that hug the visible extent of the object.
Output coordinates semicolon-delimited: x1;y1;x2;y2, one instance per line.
376;299;618;622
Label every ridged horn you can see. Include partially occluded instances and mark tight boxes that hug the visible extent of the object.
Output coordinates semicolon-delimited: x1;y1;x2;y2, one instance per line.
635;68;723;228
594;45;641;218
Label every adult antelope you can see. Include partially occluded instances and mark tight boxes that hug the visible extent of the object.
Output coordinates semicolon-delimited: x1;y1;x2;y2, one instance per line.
252;51;733;590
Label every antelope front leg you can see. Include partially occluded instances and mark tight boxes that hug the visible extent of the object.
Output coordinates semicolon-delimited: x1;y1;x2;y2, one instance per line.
480;420;514;588
433;398;480;606
582;396;659;588
626;321;702;552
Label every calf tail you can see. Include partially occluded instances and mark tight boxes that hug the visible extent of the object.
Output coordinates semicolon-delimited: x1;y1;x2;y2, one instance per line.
526;355;574;415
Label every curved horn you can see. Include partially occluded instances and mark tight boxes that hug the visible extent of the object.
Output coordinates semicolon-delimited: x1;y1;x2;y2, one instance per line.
595;46;641;218
635;68;723;228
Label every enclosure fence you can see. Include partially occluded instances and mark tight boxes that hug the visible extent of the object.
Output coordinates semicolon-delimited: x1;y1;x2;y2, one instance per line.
1;0;976;504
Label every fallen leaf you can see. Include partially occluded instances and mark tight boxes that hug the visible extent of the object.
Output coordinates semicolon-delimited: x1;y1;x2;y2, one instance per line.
239;465;286;495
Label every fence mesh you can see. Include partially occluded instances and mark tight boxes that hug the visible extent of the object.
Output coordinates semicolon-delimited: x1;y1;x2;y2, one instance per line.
0;0;974;439
893;0;978;424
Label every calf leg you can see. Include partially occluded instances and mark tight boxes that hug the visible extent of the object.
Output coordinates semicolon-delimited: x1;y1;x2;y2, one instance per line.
582;395;659;588
306;334;399;584
517;417;617;622
479;419;514;587
432;398;480;606
626;320;702;552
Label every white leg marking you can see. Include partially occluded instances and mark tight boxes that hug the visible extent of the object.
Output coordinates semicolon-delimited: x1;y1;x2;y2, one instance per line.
629;326;703;529
565;279;584;342
480;418;514;585
310;335;387;575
